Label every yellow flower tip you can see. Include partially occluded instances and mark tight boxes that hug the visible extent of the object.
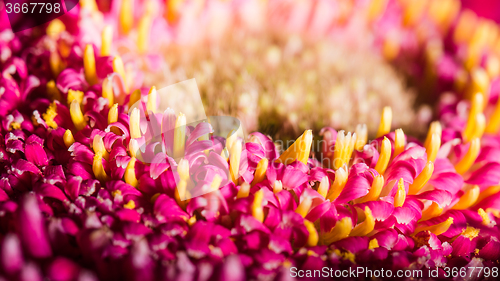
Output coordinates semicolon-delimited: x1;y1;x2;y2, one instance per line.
83;44;98;86
63;129;75;148
128;89;142;108
393;128;405;158
368;238;379;250
138;15;152;54
129;108;142;139
376;106;392;138
394;178;406;208
420;202;443;222
304;220;319;247
119;0;133;35
92;134;109;160
80;0;98;11
354;124;367;151
42;101;59;129
67;89;84;106
111;190;122;198
451;185;480;210
272;180;283;194
295;196;312;218
486;90;500;134
367;0;388;21
46;19;65;38
409;161;434;195
124;157;138;188
46;80;61;101
333;130;357;170
112;56;128;92
177;159;190;181
101;25;113;56
278;130;313;165
463;93;485;141
424;121;442;149
298;130;313;165
454;10;477;44
468;68;490;103
374;137;391;175
166;0;183;24
70;99;87;131
102;77;114;106
454;138;481;174
326;167;348;201
350;207;375;237
146;86;157;114
355;175;384;204
123;200;136;209
210;174;223;192
252;189;265;223
470;113;486;140
173;113;186;159
426;133;441;163
128;138;143;161
322;217;353;244
415;217;454;236
187;216;197;226
108;103;119;126
476;185;500;205
462;226;480;240
382;37;400;61
93;154;110;182
478;208;491;226
317;176;330;199
236;182;251;199
251;158;268;187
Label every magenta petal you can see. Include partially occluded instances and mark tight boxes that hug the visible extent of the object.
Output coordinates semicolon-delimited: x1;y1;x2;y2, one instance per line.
334;236;369;253
428;172;463;195
1;233;23;274
24;135;48;166
34;183;68;202
465;162;500;188
248;132;278;160
478;237;500;260
335;174;370;204
17;194;52;258
47;257;80;281
413;189;452;207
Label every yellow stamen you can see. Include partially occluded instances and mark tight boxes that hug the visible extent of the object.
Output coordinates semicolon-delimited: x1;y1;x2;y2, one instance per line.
420;202;443;221
137;15;152;54
146;86;157;114
295;196;312;218
375;137;391;175
101;26;113;56
251;158;268;186
50;51;62;77
128;89;141;108
119;0;133;35
486;92;500;134
166;0;183;24
463;93;484;142
326;167;348;201
42;101;58;129
427;0;459;32
454;138;480;174
355;175;384;203
424;121;442;150
376;106;392;138
225;129;237;152
317;176;330;199
414;217;454;235
304;220;318;247
470;113;486;140
93;154;110;182
112;56;128;92
453;10;477;44
67;89;84;106
409;161;434;195
187;216;197;226
394;178;406;207
124;157;138;188
451;185;480;210
393;128;405;158
129;108;142;139
333;131;357;170
176;160;190;202
425;133;441;163
102;77;114;106
322;217;352;244
108;103;118;125
277;130;312;165
83;45;98;86
350;207;375;237
124;200;135;209
70;100;87;131
368;238;379;250
173;113;186;159
236;182;251;199
63;130;75;148
46;19;65;38
92;135;109;160
476;185;500;204
252;189;265;223
462;226;480;240
273;180;283;194
229;140;242;184
129;139;143;161
468;68;490;103
402;0;428;26
382;36;400;61
478;208;491;226
46;80;61;101
354;124;367;151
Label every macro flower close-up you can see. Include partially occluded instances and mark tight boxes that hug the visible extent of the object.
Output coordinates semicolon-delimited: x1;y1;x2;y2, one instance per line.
2;0;500;280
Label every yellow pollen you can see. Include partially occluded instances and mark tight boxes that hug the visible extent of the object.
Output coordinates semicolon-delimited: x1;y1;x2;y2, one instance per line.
252;189;265;223
376;106;392;138
454;138;480;174
187;216;197;226
46;80;61;101
129;108;142;139
102;77;114;106
9;122;20;130
101;26;113;56
92;135;109;160
295;196;312;218
146;86;157;114
46;19;65;38
350;207;375;237
111;190;122;198
42;101;58;129
251;158;268;186
424;121;442;150
123;200;135;209
93;154;110;182
236;182;251;199
326;167;348;201
124;157;138;188
333;131;357;170
67;89;84;106
119;0;133;35
368;238;379;250
83;45;98;86
393;129;405;158
409;161;434;195
63;130;75;148
420;202;443;221
451;185;480;210
304;220;319;247
355;175;384;203
317;176;330;199
354;124;367;151
414;217;454;236
277;130;313;165
112;56;128;92
463;93;484;142
137;15;152;54
478;208;491;226
394;178;406;208
272;180;283;194
173;113;186;159
128;89;142;108
322;217;352;245
70;100;87;131
462;226;480;240
375;137;391;175
475;185;500;205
